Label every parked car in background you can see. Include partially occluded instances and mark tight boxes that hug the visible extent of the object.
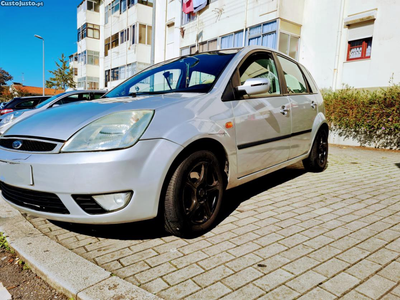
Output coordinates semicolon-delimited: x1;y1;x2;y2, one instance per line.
0;90;106;135
0;96;50;116
0;46;328;238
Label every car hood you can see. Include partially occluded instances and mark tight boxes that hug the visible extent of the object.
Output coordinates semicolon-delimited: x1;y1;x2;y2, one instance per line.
4;93;199;141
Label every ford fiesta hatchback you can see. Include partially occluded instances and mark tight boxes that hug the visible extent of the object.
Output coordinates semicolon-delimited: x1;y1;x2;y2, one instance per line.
0;46;328;237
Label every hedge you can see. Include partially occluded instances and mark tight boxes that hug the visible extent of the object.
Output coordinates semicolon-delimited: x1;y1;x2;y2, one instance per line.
322;84;400;149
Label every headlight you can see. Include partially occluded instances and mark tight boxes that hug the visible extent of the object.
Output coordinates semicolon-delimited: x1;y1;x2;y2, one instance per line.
61;110;154;152
0;111;24;125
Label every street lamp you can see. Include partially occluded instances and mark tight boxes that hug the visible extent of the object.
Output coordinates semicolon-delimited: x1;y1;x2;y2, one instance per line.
34;34;45;96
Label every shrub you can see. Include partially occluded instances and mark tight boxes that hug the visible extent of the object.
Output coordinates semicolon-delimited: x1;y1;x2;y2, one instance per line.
322;83;400;149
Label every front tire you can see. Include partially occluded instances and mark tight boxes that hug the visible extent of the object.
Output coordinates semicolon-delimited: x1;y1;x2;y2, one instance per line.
164;150;224;238
303;128;328;172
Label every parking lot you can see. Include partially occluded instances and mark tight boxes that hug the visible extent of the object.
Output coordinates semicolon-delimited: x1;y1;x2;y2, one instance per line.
26;145;400;299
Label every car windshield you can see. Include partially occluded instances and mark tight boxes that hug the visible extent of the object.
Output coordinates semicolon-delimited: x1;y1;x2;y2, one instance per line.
104;51;237;98
36;92;68;109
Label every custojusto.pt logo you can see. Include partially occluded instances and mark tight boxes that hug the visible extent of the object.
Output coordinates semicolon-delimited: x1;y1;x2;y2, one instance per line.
0;0;44;7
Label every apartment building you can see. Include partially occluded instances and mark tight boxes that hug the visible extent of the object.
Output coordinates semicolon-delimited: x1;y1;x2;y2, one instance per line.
71;0;400;91
71;0;153;90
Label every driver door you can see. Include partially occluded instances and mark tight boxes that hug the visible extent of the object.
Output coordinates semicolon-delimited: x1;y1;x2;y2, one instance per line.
231;52;291;177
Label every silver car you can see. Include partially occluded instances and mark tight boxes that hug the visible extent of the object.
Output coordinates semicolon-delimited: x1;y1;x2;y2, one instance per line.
0;90;106;135
0;47;328;237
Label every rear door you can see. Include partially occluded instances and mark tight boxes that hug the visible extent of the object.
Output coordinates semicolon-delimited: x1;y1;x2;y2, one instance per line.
276;55;318;159
230;51;291;177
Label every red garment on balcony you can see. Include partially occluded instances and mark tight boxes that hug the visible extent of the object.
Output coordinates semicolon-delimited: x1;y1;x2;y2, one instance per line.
183;0;194;14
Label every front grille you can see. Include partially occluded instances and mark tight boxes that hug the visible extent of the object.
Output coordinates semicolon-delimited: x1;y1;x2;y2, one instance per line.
0;182;70;214
0;139;57;152
72;195;107;215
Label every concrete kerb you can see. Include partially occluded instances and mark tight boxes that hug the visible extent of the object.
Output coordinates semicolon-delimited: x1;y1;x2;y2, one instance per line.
0;197;160;300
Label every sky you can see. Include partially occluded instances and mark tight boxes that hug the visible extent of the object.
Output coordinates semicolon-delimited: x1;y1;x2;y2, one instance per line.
0;0;81;87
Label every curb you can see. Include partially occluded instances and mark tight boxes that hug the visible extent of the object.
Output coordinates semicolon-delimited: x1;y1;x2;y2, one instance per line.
0;197;160;300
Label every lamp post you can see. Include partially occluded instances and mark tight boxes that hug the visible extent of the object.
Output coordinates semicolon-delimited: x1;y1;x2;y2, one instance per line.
34;34;45;96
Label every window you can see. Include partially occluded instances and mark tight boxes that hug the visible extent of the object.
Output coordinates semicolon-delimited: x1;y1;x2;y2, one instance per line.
182;9;196;25
277;56;307;94
79;51;87;64
180;47;190;56
16;100;38;108
347;20;374;61
87;23;100;39
248;21;277;49
119;66;126;80
105;37;110;56
239;53;281;96
78;77;100;89
221;31;244;49
138;24;152;45
87;0;100;12
111;68;119;81
105;4;110;24
131;25;135;44
112;0;120;14
127;63;136;77
189;71;215;87
279;33;299;60
347;38;372;60
77;23;99;41
105;70;110;86
198;39;218;52
87;50;99;65
120;28;129;44
120;0;126;13
73;68;78;76
111;33;119;48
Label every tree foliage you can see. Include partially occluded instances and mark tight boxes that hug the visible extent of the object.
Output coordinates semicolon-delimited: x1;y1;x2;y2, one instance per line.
46;54;76;90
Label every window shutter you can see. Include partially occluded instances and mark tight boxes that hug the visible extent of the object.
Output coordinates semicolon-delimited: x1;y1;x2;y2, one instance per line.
348;20;374;41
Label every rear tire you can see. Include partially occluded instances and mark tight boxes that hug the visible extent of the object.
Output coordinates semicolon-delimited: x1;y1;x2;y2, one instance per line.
303;128;328;172
164;150;224;238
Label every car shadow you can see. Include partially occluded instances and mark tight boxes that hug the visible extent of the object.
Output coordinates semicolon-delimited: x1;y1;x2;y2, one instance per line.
50;163;307;240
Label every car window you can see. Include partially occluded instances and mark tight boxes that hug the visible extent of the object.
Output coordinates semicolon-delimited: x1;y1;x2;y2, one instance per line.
239;53;281;97
299;64;318;93
93;93;103;99
15;100;39;108
189;71;215;87
129;69;182;94
277;56;308;94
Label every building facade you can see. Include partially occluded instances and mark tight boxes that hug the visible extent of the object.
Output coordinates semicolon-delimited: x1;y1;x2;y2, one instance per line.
71;0;153;90
71;0;400;91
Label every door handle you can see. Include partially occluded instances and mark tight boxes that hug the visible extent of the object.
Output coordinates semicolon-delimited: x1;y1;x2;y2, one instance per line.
311;101;317;109
280;105;289;115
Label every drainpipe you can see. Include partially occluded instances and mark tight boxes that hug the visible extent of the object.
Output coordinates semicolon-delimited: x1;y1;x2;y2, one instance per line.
150;0;156;65
332;0;346;90
242;0;249;46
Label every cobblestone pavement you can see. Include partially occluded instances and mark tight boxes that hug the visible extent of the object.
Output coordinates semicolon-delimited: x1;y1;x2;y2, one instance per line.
26;145;400;299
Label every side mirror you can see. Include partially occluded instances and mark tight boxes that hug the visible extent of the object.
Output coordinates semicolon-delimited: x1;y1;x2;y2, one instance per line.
237;78;270;96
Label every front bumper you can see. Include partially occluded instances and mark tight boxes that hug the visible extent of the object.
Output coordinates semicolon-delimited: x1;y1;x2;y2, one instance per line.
0;139;183;224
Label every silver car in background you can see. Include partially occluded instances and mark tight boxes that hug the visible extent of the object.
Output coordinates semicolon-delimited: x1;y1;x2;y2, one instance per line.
0;46;328;237
0;90;106;135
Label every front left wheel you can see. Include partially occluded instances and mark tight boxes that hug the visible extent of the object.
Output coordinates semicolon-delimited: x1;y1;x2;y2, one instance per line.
163;150;224;238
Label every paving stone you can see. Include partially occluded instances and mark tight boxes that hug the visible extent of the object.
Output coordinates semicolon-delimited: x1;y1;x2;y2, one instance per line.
346;259;382;280
170;251;209;269
135;262;176;284
163;264;204;286
258;285;299;300
313;257;349;278
145;250;183;267
285;271;326;294
280;244;314;260
120;249;159;267
220;284;265;300
192;265;234;288
179;240;212;255
297;287;336;300
222;267;263;290
282;256;320;275
356;275;397;299
340;290;373;300
158;280;201;300
255;255;291;274
114;261;150;278
303;235;334;249
227;242;261;257
254;243;288;259
203;241;236;256
225;253;262;272
186;282;232;300
336;247;370;264
140;278;169;294
379;261;400;282
253;269;294;292
367;248;398;265
321;272;360;296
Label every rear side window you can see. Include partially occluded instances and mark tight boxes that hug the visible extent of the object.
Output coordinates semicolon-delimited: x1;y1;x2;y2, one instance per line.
299;64;319;93
15;100;39;108
277;56;308;94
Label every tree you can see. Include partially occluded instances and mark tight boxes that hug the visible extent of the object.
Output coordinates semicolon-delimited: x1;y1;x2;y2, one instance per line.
0;68;13;86
46;54;76;90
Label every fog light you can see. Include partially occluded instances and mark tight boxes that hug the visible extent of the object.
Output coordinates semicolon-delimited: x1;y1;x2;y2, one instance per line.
92;192;132;212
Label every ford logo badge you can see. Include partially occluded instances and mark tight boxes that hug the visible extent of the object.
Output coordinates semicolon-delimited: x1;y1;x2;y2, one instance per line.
12;140;23;150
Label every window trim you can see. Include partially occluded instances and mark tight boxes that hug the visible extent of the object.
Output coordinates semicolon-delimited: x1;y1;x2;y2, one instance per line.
347;37;372;61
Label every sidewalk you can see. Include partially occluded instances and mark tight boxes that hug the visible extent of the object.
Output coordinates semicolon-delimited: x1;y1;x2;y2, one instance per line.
1;145;400;299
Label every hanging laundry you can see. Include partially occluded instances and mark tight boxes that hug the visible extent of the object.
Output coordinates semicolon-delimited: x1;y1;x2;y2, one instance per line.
193;0;207;13
183;0;194;14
